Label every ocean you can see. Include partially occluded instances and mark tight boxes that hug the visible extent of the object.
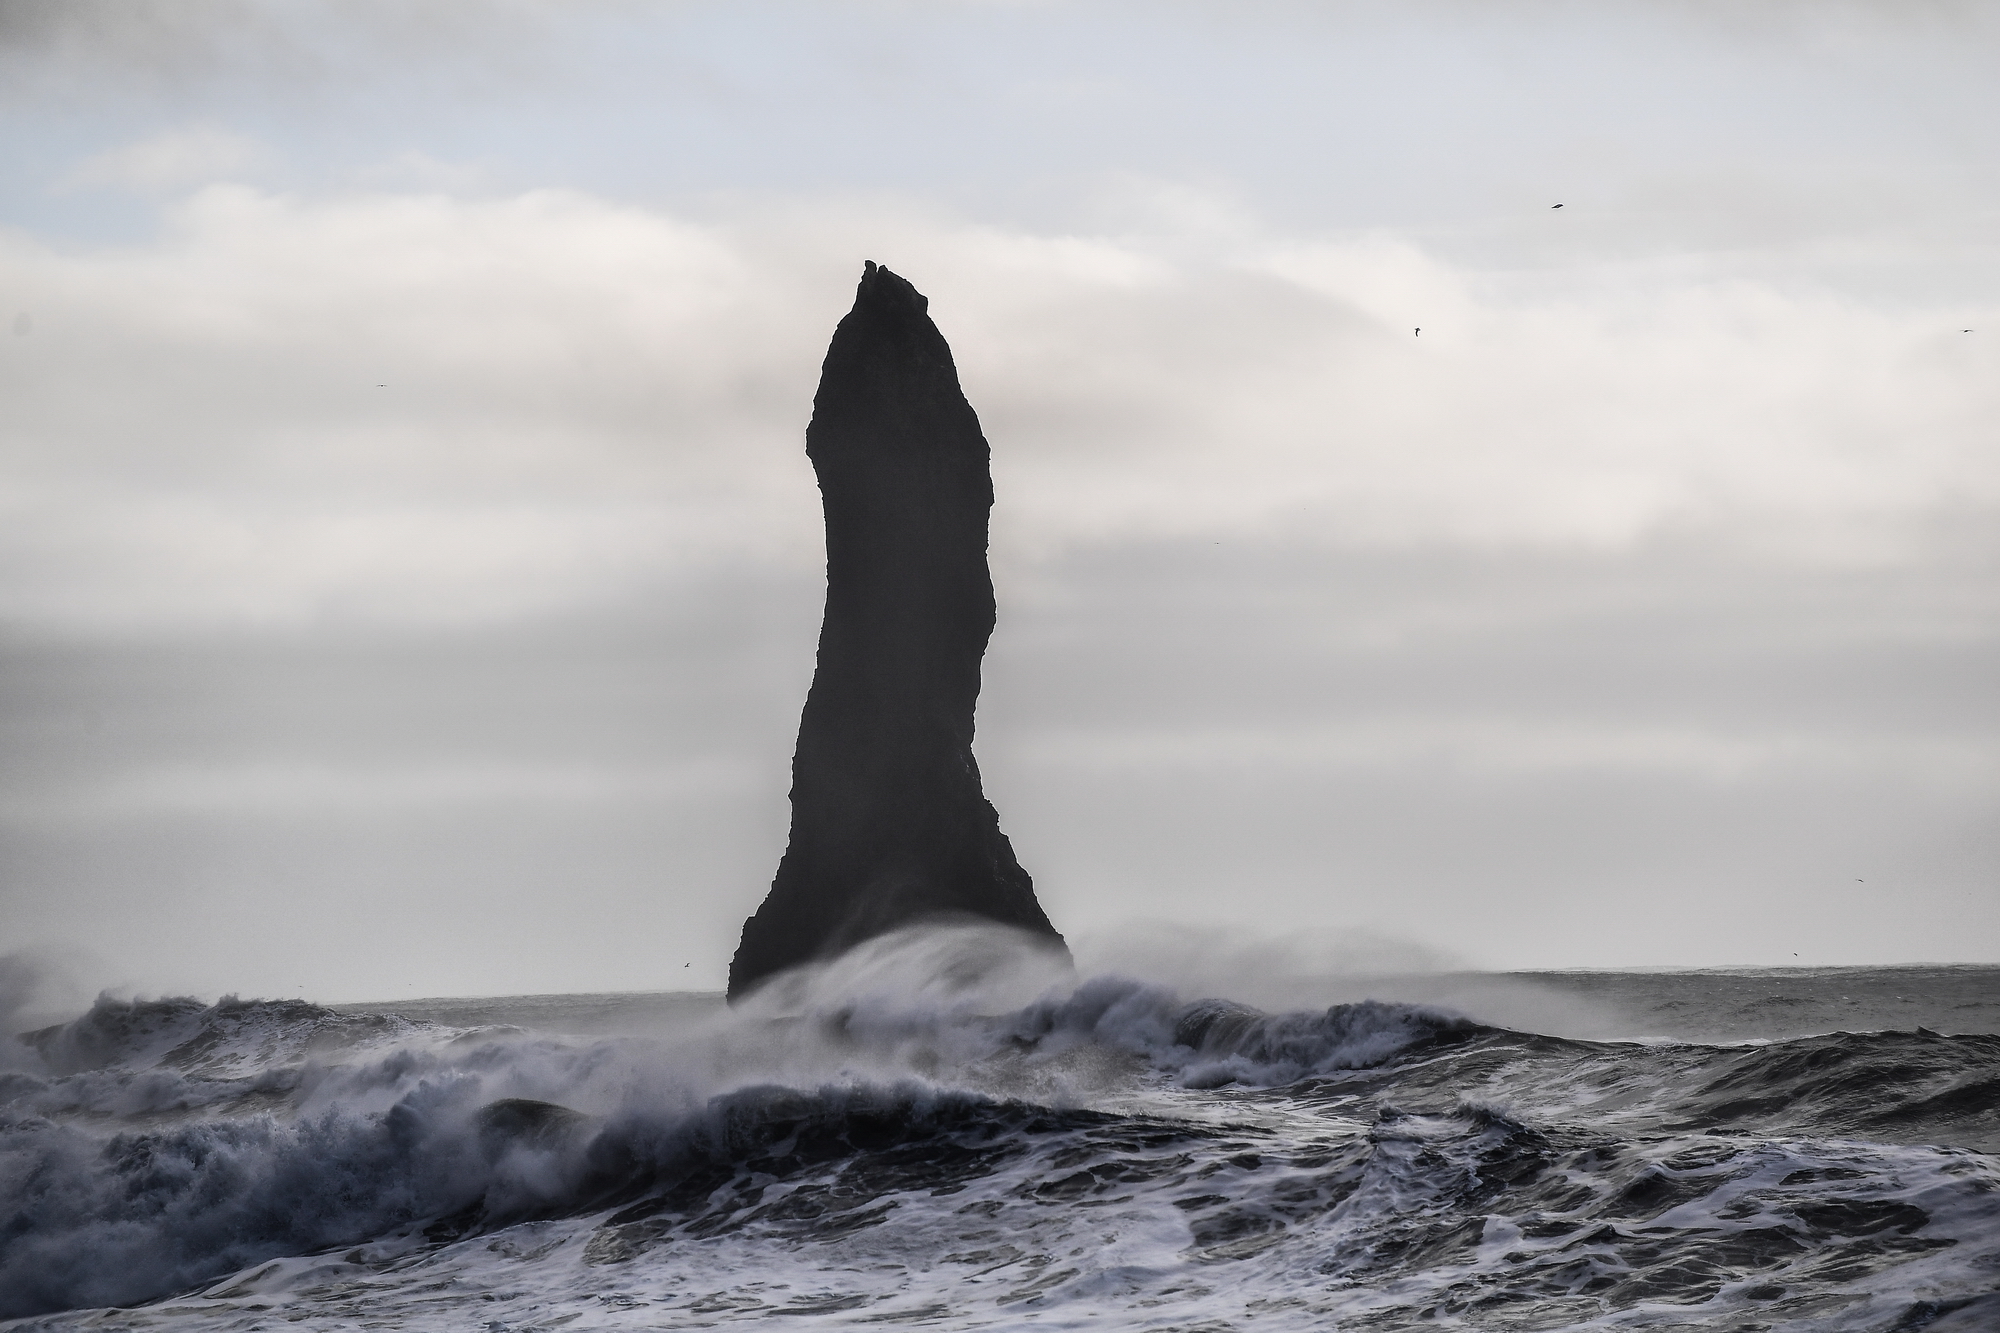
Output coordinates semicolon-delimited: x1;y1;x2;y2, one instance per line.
4;928;1997;1331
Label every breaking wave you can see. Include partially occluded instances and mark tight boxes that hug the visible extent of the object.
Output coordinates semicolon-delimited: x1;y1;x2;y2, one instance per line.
4;928;1997;1330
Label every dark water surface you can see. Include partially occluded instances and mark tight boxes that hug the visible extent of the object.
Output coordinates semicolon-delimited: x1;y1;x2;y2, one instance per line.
5;946;1996;1331
1509;966;2000;1043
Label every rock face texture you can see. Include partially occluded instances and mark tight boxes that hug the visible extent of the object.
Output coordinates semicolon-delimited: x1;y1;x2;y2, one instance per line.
727;263;1065;1000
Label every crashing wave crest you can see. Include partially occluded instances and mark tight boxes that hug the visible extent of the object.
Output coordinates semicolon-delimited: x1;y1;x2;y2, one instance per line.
5;929;1998;1325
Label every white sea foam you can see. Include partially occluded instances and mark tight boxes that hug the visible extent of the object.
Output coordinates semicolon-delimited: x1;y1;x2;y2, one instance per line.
4;934;1997;1330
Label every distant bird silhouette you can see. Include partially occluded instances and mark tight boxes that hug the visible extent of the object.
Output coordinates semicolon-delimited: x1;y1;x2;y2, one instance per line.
1552;203;1564;209
1414;327;1421;337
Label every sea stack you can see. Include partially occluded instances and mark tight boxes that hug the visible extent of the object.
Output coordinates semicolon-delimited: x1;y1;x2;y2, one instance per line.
726;263;1066;1000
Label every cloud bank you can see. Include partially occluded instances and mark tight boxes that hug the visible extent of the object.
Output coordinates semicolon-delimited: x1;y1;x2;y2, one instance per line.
4;180;1994;635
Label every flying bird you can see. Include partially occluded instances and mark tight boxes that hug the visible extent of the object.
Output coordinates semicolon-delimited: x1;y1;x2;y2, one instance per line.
1552;203;1564;209
1414;327;1421;336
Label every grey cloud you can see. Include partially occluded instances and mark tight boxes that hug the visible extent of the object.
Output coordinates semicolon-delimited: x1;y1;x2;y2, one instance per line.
977;537;1999;967
0;587;819;1001
0;0;570;85
4;528;1993;999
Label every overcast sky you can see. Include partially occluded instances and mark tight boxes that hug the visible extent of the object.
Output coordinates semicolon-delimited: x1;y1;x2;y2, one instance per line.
2;0;1996;1006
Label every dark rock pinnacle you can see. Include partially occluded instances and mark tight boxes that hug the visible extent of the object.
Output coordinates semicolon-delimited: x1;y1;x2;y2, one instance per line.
726;262;1066;1000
